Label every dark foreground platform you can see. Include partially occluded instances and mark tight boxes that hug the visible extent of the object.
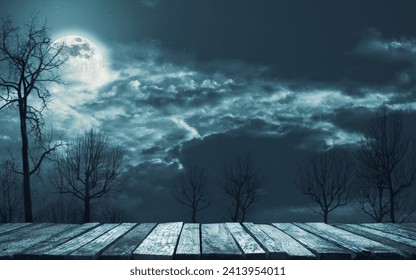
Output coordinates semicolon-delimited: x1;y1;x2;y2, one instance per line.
0;222;415;259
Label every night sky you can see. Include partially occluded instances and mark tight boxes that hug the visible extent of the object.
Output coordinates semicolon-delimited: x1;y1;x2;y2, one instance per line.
1;0;416;223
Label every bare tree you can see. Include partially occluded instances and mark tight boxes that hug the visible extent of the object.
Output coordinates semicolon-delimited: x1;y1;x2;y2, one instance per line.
356;107;416;223
294;149;351;223
0;160;22;222
357;180;389;222
174;166;213;223
220;153;263;222
50;129;127;223
0;16;65;221
38;195;83;223
100;202;127;223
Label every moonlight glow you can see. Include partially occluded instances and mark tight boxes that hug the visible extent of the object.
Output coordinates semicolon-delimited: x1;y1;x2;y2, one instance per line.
53;35;106;87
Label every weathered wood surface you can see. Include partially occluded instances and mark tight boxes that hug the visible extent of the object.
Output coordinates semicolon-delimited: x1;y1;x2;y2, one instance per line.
44;224;118;259
336;224;416;259
201;223;242;259
255;223;315;259
0;223;30;235
0;222;415;259
101;223;156;259
132;222;183;260
393;223;416;232
176;223;200;259
362;223;416;240
295;223;403;259
19;223;100;259
243;222;288;259
0;224;75;259
226;223;266;259
273;223;351;259
69;223;135;259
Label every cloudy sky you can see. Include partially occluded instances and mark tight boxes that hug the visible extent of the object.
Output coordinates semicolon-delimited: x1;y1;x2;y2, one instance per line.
1;0;416;222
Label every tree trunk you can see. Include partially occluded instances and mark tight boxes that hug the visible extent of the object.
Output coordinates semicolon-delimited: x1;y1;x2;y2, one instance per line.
389;188;396;223
233;201;240;222
241;208;246;223
84;197;91;223
191;209;196;223
323;210;328;224
19;103;33;222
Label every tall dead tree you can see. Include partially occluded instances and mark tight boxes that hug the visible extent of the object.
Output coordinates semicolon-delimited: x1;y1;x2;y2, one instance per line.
0;160;22;222
50;129;127;223
356;107;416;223
294;149;351;223
0;16;65;221
174;166;213;223
220;153;263;222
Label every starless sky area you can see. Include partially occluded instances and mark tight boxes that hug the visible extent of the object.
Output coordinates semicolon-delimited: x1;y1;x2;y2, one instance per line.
1;0;416;222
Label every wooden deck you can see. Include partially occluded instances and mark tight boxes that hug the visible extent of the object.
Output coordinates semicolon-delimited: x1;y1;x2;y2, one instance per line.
0;222;416;260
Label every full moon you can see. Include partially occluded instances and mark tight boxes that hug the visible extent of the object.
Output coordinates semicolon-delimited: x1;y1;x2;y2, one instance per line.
53;35;106;86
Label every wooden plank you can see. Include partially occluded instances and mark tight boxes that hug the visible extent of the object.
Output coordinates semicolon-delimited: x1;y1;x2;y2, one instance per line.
44;224;118;259
273;223;351;259
336;224;416;259
0;223;31;235
0;223;53;243
393;223;416;233
201;223;242;259
344;224;416;248
295;223;403;259
175;223;201;259
101;223;156;259
226;223;266;259
362;223;416;240
19;223;100;259
0;224;75;259
256;224;315;259
243;223;288;259
68;223;135;259
133;222;183;260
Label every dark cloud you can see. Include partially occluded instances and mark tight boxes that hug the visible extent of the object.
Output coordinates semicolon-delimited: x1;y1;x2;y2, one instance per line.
354;28;416;63
2;0;416;223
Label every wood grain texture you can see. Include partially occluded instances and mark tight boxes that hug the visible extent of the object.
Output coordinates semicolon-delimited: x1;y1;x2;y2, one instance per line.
0;223;53;244
0;222;415;259
392;223;416;233
101;223;156;259
295;223;403;259
243;222;288;259
226;223;266;259
0;223;30;235
44;224;118;259
69;223;136;259
336;224;416;259
273;223;351;259
175;223;201;259
133;222;183;260
0;224;75;259
362;223;416;240
19;223;100;259
201;223;242;259
257;224;315;259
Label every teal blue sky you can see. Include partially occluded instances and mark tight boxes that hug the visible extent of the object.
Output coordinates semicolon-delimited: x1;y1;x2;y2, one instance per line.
1;0;416;222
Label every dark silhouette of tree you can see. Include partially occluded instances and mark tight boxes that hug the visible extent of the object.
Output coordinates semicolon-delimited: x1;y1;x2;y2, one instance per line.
294;149;351;223
100;202;127;223
0;160;22;222
174;166;213;223
356;107;416;223
0;16;65;222
220;153;263;222
38;195;83;223
50;129;127;223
